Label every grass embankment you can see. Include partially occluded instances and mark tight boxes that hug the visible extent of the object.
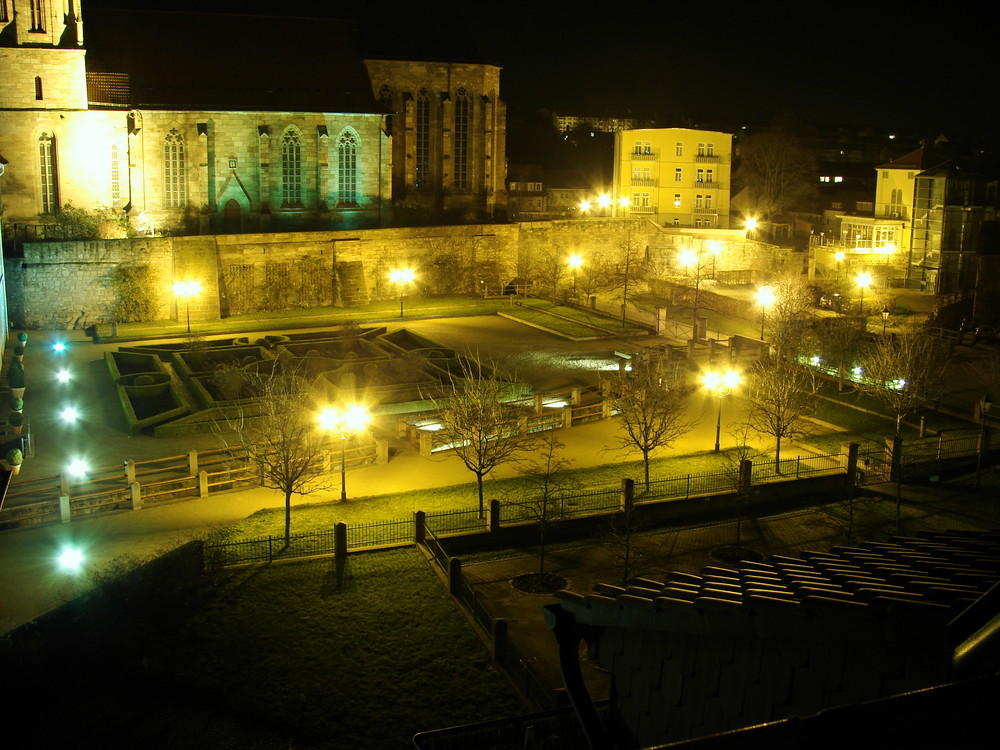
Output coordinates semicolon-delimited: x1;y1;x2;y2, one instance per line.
211;451;738;543
5;547;523;748
99;295;514;340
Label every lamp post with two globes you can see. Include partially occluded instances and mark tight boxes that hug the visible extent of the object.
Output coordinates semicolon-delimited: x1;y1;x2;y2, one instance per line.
172;280;201;334
389;268;415;317
702;369;742;453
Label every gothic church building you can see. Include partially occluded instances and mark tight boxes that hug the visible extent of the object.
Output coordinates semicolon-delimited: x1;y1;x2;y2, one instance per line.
0;3;506;237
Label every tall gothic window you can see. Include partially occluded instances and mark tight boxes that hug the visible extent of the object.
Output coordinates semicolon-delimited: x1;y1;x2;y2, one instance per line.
163;129;186;208
111;145;121;207
30;0;44;32
38;132;57;213
453;88;471;190
379;85;394;137
415;89;430;189
337;131;358;206
281;128;302;206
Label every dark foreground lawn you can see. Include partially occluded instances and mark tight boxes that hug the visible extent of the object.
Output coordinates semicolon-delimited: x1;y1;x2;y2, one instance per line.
2;548;524;749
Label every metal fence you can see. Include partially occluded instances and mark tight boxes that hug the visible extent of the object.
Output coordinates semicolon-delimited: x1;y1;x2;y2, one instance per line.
205;529;336;568
346;517;413;549
425;508;487;535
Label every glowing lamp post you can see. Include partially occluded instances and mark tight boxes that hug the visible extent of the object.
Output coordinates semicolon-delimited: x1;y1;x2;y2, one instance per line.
835;251;845;283
756;285;775;341
745;217;758;239
567;253;584;300
703;369;741;453
389;268;415;317
319;405;370;502
855;271;872;316
172;280;201;334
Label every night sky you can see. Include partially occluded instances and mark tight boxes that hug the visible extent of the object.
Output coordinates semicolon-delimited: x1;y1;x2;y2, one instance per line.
86;1;999;139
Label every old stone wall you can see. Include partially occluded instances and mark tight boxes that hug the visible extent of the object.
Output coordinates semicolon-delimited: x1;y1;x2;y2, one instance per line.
12;219;773;329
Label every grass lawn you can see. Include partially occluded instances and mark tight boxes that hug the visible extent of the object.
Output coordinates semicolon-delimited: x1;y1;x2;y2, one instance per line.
6;547;524;748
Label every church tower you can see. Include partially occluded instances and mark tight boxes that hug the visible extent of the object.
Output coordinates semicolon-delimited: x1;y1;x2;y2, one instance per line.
0;0;87;110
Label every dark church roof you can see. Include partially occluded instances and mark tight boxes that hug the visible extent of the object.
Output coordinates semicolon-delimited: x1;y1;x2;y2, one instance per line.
84;9;383;114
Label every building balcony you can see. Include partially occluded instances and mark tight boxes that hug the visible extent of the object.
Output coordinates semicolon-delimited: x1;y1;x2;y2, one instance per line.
630;205;656;214
630;177;657;187
695;154;722;162
875;205;909;221
691;180;723;189
630;152;657;161
693;206;718;214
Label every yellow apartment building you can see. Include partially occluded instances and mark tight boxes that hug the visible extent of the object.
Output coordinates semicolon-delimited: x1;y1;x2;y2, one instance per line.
612;128;733;228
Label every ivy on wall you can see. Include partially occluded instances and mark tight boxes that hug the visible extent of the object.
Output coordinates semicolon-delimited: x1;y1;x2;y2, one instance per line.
110;265;159;322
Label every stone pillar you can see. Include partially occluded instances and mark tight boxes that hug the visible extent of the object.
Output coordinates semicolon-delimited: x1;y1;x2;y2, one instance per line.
59;495;71;523
419;430;433;458
487;499;501;533
129;482;142;510
492;618;508;663
334;522;348;559
124;459;136;486
563;408;573;429
376;439;389;465
448;557;462;597
619;477;634;512
198;470;209;497
187;449;199;476
535;395;544;414
739;459;753;496
414;511;426;544
571;387;582;406
842;442;859;488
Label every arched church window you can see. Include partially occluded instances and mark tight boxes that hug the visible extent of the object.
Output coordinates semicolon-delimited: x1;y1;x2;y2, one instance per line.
379;86;394;137
338;131;359;206
415;89;430;189
38;132;58;213
281;128;303;206
163;129;186;208
454;88;471;190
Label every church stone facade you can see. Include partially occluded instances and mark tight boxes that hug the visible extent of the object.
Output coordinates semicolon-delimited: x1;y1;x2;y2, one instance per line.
0;3;506;239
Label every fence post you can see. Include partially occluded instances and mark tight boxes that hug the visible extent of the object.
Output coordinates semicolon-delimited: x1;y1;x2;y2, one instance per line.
448;557;462;597
686;474;691;499
414;511;426;544
563;407;573;429
488;499;501;533
419;430;433;458
889;436;902;483
129;482;142;510
739;459;752;495
619;478;634;512
571;386;581;406
796;456;801;478
335;522;348;559
59;495;71;523
198;470;209;497
124;459;136;486
187;449;198;476
518;416;528;435
268;536;273;563
535;394;544;414
844;443;859;490
376;439;389;465
59;473;69;496
492;618;508;663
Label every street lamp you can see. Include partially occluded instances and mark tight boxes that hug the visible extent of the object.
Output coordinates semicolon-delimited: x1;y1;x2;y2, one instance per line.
745;217;758;239
318;404;370;502
855;271;872;316
881;306;890;335
708;241;721;280
835;251;845;284
976;393;993;490
756;285;776;341
702;369;741;453
389;268;415;317
567;253;583;300
172;280;201;334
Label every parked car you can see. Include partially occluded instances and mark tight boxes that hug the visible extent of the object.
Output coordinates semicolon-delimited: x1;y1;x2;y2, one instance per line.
818;293;846;312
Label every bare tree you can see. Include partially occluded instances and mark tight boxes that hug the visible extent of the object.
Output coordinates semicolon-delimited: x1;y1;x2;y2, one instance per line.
604;493;658;587
764;275;816;361
735;127;818;229
220;366;332;548
607;360;695;488
857;329;951;438
512;430;574;585
744;360;815;471
610;232;647;327
722;423;767;559
813;317;865;392
436;359;533;517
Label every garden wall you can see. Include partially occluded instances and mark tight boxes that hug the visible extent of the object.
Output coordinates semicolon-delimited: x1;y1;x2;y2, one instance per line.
10;219;774;329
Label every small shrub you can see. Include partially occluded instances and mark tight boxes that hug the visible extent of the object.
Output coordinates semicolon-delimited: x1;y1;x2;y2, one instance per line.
7;361;25;388
13;345;23;357
110;264;159;323
6;448;23;465
8;412;23;427
134;375;155;386
11;398;23;411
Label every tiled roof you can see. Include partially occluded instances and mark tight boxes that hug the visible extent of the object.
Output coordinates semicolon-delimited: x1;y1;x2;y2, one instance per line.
556;530;1000;746
84;9;382;114
877;147;946;172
